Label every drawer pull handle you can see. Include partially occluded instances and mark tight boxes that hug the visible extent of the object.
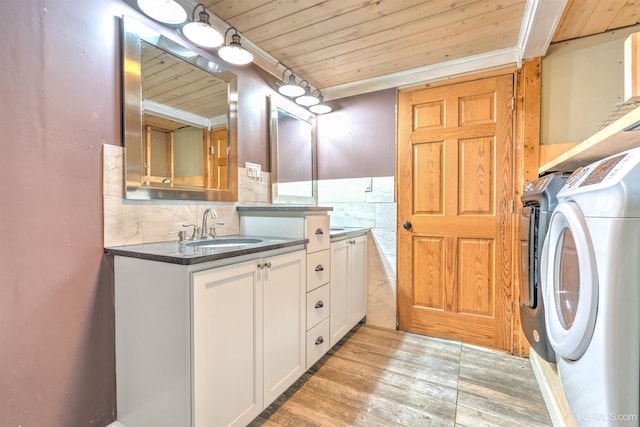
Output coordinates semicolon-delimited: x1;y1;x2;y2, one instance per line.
315;336;324;345
315;301;324;309
315;265;324;272
315;228;324;235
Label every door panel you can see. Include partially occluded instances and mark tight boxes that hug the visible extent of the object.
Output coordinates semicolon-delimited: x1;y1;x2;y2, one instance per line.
398;74;513;351
413;142;444;214
457;238;494;316
459;137;494;215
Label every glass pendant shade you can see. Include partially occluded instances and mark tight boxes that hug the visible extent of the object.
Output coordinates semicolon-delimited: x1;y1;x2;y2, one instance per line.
295;87;320;106
278;74;305;97
309;103;332;114
182;7;224;47
218;32;253;65
137;0;187;24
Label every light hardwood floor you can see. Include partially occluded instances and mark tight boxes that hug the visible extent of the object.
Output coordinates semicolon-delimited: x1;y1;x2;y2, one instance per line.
250;324;552;427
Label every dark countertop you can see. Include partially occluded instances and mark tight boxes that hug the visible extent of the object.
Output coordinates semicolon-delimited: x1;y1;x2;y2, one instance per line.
330;227;370;240
104;235;307;265
237;205;333;212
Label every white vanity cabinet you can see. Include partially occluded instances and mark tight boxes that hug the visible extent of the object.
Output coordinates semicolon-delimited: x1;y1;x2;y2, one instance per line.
330;234;368;347
238;207;332;369
114;248;305;427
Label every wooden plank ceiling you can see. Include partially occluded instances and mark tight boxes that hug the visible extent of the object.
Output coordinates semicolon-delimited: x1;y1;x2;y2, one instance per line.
197;0;640;96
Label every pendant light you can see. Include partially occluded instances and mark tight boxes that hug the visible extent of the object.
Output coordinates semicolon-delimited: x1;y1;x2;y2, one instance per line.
182;3;224;48
278;68;305;97
137;0;187;24
218;27;253;65
309;92;332;114
295;81;320;107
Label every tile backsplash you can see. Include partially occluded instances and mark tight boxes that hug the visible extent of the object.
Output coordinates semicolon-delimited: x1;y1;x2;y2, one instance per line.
318;176;397;329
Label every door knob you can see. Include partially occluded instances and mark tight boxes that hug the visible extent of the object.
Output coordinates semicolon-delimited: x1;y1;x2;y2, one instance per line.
403;221;412;230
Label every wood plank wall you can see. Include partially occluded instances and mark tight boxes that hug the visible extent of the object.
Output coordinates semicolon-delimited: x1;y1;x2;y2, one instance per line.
512;57;542;357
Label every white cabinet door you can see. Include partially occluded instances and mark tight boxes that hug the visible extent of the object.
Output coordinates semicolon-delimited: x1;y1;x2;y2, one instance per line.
349;235;368;326
262;251;306;407
330;235;368;348
330;239;350;347
192;260;263;427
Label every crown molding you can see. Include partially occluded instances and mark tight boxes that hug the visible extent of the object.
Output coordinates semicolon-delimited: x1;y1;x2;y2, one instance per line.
518;0;568;60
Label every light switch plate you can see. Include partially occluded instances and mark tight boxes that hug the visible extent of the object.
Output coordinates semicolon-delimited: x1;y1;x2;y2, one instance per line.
245;162;262;181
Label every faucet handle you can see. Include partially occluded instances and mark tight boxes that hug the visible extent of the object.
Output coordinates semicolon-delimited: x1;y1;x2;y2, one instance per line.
209;222;225;239
182;223;200;240
169;230;189;242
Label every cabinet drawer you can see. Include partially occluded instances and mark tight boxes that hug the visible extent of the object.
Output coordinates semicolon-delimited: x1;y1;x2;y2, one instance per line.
305;215;330;253
306;318;330;369
307;250;330;291
306;284;330;330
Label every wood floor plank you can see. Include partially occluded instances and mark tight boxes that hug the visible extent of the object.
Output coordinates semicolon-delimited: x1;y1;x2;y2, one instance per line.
312;362;457;420
324;354;458;404
250;325;552;427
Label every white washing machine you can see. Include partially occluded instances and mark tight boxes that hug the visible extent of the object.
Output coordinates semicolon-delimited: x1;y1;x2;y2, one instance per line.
541;147;640;425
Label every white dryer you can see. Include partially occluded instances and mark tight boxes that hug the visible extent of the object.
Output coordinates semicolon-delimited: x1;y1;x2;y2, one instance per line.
541;147;640;425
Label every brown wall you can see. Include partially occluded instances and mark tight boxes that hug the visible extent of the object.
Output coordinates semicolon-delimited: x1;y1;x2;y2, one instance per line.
317;88;397;180
0;1;288;426
0;1;123;425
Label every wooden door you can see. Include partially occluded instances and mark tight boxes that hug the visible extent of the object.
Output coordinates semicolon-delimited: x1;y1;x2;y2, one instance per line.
397;74;514;351
206;126;229;189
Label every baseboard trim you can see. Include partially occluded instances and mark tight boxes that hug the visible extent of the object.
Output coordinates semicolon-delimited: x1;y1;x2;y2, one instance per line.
529;349;578;427
106;421;126;427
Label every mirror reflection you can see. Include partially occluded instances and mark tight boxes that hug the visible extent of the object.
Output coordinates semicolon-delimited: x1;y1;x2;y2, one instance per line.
122;17;238;201
269;96;317;204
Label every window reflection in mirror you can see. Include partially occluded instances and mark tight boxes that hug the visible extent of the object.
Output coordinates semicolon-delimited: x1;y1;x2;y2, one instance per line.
122;16;238;201
269;96;317;204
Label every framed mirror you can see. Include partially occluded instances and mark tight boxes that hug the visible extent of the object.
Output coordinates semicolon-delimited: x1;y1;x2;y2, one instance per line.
268;96;317;205
122;16;238;201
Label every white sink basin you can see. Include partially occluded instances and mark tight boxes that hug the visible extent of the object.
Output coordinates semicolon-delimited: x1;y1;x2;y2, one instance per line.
185;238;263;248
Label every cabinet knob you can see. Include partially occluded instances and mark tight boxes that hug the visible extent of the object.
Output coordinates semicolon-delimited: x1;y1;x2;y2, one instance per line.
265;261;271;269
315;301;324;309
403;221;412;230
257;263;264;269
315;336;324;345
315;265;324;272
315;228;324;235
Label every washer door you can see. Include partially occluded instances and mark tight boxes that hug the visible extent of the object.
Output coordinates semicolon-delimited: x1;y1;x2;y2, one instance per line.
542;201;598;361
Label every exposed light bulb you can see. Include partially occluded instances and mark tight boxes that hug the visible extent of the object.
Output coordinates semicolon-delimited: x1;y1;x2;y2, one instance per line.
309;103;332;114
218;32;253;65
137;0;186;24
182;6;223;47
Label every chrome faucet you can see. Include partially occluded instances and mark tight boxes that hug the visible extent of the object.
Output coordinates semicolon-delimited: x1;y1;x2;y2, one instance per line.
200;208;224;239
